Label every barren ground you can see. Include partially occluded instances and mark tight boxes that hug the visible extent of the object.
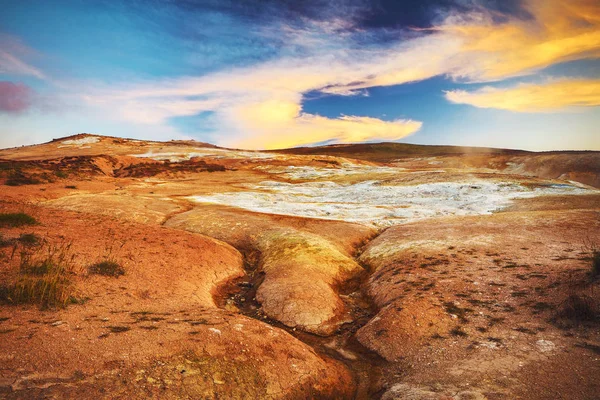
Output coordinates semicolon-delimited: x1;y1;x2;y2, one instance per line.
0;134;599;399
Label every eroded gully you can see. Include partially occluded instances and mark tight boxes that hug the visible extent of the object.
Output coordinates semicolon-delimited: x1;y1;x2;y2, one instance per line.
213;232;391;400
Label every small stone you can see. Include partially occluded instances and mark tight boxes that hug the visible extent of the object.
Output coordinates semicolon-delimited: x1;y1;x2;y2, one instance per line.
536;339;556;353
213;373;225;385
458;391;487;400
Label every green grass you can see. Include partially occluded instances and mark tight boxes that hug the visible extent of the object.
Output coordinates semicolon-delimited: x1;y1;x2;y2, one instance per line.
0;213;38;227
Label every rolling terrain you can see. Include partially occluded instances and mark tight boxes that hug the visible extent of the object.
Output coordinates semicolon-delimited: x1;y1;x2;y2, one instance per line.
0;134;599;399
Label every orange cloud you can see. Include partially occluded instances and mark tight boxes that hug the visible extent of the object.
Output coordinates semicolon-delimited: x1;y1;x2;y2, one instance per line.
224;99;422;149
445;79;600;112
444;0;600;81
318;0;600;95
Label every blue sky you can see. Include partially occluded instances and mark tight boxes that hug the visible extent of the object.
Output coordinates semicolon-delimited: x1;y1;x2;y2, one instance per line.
0;0;599;150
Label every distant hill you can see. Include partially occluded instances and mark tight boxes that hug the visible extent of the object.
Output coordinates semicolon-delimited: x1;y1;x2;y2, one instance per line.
271;142;600;188
49;133;220;149
0;133;220;161
2;135;598;188
270;142;530;163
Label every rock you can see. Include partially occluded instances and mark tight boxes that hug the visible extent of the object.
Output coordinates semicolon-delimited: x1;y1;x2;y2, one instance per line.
45;193;183;225
536;339;556;353
381;383;440;400
255;229;362;335
457;391;487;400
382;384;487;400
356;299;453;361
165;205;374;335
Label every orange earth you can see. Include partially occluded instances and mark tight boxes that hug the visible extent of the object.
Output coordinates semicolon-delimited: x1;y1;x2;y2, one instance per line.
0;133;599;399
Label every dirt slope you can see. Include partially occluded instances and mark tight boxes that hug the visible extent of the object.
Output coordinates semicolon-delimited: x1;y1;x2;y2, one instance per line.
0;203;354;399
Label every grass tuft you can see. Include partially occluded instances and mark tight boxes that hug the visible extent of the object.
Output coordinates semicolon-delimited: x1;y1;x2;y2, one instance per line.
582;239;600;280
88;260;125;277
5;172;42;186
591;250;600;279
557;294;597;322
88;234;126;277
0;234;12;248
0;213;38;227
0;242;80;309
18;233;42;247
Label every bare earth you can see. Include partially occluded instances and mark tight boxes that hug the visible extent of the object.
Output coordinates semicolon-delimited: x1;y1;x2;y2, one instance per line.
0;134;599;399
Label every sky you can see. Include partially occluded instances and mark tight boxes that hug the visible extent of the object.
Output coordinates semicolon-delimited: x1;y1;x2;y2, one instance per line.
0;0;599;151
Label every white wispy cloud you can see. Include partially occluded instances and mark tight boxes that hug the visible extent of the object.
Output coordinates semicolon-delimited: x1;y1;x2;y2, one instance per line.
0;35;45;79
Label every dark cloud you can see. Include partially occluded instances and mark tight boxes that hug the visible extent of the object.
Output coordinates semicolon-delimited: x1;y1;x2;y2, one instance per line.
167;0;368;22
0;81;33;113
98;0;531;59
331;0;530;30
165;0;529;29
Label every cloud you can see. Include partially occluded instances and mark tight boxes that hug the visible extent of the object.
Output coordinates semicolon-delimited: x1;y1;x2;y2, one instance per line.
63;0;599;148
440;0;600;81
445;79;600;112
0;50;45;79
0;35;45;79
325;0;600;94
84;94;224;125
0;81;33;113
222;98;422;149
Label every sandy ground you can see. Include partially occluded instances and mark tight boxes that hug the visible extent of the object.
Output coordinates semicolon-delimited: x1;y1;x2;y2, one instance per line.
0;134;599;399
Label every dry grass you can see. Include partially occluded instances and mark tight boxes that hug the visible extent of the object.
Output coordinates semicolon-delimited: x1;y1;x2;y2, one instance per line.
88;260;125;277
591;249;600;279
582;239;600;280
88;233;126;277
18;233;42;246
557;293;598;322
5;173;42;186
0;234;11;248
0;241;81;309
